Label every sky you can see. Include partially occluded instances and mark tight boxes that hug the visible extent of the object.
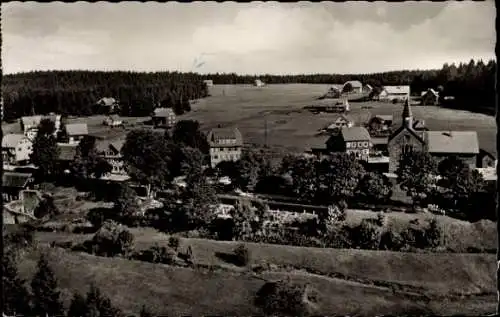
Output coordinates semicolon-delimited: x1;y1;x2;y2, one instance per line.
2;1;496;75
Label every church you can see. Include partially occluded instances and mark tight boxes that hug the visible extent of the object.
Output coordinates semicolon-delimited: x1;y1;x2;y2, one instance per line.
388;99;479;173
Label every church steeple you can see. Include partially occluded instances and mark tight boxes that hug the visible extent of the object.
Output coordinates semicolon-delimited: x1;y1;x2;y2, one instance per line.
402;97;413;129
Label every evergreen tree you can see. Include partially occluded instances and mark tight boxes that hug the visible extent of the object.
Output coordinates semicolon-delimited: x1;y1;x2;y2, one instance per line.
2;251;32;316
30;254;64;317
68;292;87;317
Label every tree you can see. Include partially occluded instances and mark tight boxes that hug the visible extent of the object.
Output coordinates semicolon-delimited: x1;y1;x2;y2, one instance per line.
356;172;393;204
122;129;173;191
30;133;60;177
30;254;64;317
90;220;135;257
113;183;140;221
84;284;124;317
33;194;60;219
68;292;88;317
139;305;155;317
38;118;56;135
172;120;210;154
230;198;257;240
438;155;468;181
342;82;353;94
396;151;438;207
281;155;319;203
2;251;31;316
441;168;486;216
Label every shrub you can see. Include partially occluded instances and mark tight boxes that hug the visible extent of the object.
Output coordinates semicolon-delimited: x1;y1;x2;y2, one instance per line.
401;226;427;250
353;219;382;250
424;218;442;248
89;221;135;257
133;244;177;265
255;279;318;316
168;236;181;251
323;225;352;249
379;230;405;251
376;212;387;227
234;244;251;267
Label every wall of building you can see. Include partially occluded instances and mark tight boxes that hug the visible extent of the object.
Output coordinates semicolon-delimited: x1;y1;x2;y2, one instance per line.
388;130;425;173
210;146;242;167
432;153;478;169
345;140;370;161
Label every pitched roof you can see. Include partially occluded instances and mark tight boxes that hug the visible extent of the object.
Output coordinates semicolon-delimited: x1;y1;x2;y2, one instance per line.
58;143;79;161
343;80;363;88
2;134;24;148
153;107;175;117
208;127;243;147
421;88;439;97
374;115;393;122
66;123;88;136
371;137;389;145
389;126;425;144
97;97;117;106
308;135;330;151
21;115;42;127
2;172;32;188
341;127;370;141
425;131;479;154
383;85;410;95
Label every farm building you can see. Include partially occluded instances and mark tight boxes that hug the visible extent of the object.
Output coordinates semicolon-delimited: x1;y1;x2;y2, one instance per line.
65;123;89;144
388;99;479;172
326;114;355;131
203;79;214;87
420;89;440;106
103;114;123;127
20;114;62;140
378;85;410;102
326;126;371;161
152;107;176;128
207;127;243;168
322;85;343;98
254;79;265;87
96;139;127;175
2;172;34;202
342;80;363;94
2;133;33;165
95;97;120;114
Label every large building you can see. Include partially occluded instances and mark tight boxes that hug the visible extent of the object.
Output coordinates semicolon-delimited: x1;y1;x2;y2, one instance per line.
342;80;363;94
20;114;62;140
65;123;89;144
2;134;33;166
378;86;410;102
388;99;479;172
207;127;243;168
327;126;371;161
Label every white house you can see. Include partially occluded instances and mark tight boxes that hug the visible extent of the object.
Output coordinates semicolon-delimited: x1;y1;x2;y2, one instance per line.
65;123;89;144
207;127;243;168
378;86;410;102
203;79;214;87
342;80;363;94
103;115;123;127
2;134;33;165
254;79;265;87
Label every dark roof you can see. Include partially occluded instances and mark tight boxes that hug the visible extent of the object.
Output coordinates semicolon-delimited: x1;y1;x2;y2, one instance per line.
2;172;32;188
425;131;479;154
479;149;496;159
58;143;78;161
207;127;243;147
96;139;124;154
341;127;370;141
389;126;425;144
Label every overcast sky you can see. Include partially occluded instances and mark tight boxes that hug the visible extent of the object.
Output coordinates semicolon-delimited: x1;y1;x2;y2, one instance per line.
2;1;496;75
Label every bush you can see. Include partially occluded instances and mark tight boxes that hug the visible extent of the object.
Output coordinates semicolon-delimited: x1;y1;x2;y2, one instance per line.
234;244;251;267
255;279;318;316
88;221;135;257
379;230;405;251
376;212;387;227
424;218;442;248
133;244;177;265
353;219;382;250
168;236;181;251
323;225;352;249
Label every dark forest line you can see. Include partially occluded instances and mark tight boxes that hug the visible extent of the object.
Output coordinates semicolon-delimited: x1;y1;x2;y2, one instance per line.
2;59;495;121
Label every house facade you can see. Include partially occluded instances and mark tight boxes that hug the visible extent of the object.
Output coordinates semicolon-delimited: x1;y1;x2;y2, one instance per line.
327;127;371;161
152;108;176;128
378;86;410;102
420;89;439;106
207;127;243;168
2;172;34;202
65;123;89;144
2;134;33;165
477;149;496;168
254;79;265;87
96;139;127;175
342;80;363;94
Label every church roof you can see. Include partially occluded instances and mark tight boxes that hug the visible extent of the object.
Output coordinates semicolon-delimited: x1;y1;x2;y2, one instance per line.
425;131;479;154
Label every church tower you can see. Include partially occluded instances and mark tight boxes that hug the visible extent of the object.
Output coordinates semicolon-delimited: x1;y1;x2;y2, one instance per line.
402;97;413;129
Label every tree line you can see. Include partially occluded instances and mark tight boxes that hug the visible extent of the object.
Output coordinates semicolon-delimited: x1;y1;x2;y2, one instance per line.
2;70;209;120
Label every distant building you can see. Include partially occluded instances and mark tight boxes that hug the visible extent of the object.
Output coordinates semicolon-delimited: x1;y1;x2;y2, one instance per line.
420;89;440;106
2;172;34;202
2;134;33;165
388;99;479;172
207;127;243;168
152;107;176;128
254;79;265;87
306;98;349;113
65;123;89;144
57;143;79;162
342;80;363;94
20;114;62;140
363;84;373;93
327;114;355;131
95;97;120;114
203;79;214;87
103;114;123;127
366;115;394;137
378;86;410;102
327;126;371;161
323;85;343;98
477;149;496;168
96;139;127;175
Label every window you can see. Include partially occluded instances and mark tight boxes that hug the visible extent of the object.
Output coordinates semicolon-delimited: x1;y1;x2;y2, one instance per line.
357;142;363;148
402;144;414;154
363;142;369;147
213;155;218;160
351;142;356;149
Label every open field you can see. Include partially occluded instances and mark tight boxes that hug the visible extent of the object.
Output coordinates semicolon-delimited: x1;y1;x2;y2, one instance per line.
182;84;497;155
16;240;496;316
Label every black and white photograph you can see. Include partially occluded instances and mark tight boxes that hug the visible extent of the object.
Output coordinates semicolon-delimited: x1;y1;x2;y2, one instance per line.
1;1;497;316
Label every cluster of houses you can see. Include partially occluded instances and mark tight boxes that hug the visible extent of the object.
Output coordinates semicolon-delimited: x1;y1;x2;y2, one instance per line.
309;98;496;181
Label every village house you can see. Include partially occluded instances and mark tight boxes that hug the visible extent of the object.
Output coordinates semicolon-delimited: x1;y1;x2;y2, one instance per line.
2;134;33;166
378;85;410;102
364;84;373;93
103;114;123;127
203;79;214;87
388;99;479;172
96;139;127;175
20;114;62;140
2;172;34;202
65;123;89;144
323;84;343;98
95;97;120;114
254;79;265;87
342;80;363;94
326;126;371;161
207;127;243;168
57;143;79;170
420;88;440;106
152;107;176;128
477;149;496;168
327;114;355;131
366;115;394;136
